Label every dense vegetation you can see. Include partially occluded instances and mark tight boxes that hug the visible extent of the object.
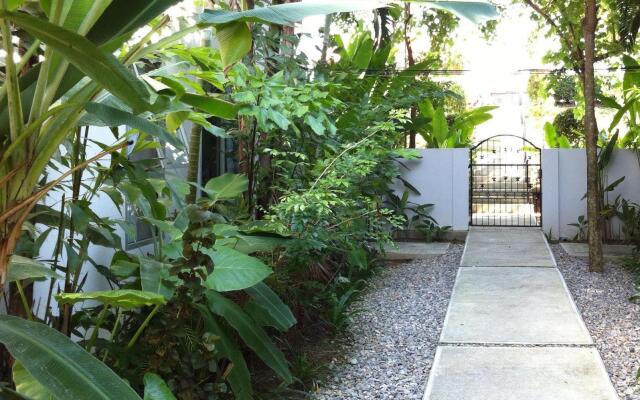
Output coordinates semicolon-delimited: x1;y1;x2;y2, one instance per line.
0;1;499;399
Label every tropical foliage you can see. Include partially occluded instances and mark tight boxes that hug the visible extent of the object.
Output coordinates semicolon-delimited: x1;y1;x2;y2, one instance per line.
0;0;498;398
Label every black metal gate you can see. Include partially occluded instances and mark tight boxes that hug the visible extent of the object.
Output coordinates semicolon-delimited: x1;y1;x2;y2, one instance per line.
470;135;542;227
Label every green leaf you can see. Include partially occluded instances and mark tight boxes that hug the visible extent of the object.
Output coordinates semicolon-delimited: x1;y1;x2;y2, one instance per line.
223;234;286;254
201;1;497;25
13;361;54;400
216;22;252;67
0;11;151;113
70;203;89;232
0;315;142;400
181;93;240;120
610;101;634;131
432;107;449;146
268;109;290;130
603;176;625;193
206;291;292;384
351;34;374;69
7;256;61;283
87;0;181;46
195;305;253;400
201;1;494;64
143;373;176;400
201;1;386;25
305;114;325;135
245;282;296;331
166;111;189;132
543;122;557;148
142;217;183;241
597;94;621;109
56;289;166;309
418;99;435;119
203;173;248;203
557;135;571;148
84;103;182;149
598;132;619;170
7;0;24;11
202;246;272;292
138;257;175;300
416;0;499;24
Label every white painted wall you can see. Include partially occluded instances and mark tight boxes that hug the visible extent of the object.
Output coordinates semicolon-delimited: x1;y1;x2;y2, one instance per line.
542;149;640;240
395;149;469;231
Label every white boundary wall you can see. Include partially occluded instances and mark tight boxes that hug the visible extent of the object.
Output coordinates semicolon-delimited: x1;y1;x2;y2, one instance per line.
542;149;640;240
395;149;469;232
396;148;640;240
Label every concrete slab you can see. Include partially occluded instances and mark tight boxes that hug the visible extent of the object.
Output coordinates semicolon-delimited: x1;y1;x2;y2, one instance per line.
461;228;555;267
423;346;618;400
384;242;450;260
440;267;591;344
560;242;635;259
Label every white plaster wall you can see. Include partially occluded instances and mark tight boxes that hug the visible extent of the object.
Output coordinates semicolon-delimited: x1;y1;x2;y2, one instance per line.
395;149;469;231
542;148;640;240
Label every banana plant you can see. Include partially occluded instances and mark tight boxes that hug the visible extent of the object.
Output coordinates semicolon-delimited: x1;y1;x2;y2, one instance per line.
603;55;640;148
0;0;199;282
415;99;496;147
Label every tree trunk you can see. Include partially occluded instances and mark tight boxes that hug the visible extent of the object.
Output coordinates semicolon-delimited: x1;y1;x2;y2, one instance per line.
583;0;604;272
186;123;202;204
404;3;417;148
320;14;332;64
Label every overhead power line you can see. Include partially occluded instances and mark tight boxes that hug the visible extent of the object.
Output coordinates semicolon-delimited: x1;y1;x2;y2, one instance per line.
326;65;640;77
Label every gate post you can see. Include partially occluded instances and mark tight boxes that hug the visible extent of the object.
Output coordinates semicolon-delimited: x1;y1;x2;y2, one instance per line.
541;149;560;240
453;148;470;231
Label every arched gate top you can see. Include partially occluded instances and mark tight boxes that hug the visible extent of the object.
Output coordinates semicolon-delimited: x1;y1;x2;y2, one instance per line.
471;134;541;151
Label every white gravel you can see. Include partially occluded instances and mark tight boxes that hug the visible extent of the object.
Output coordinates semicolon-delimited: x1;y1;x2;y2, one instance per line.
312;244;462;399
553;244;640;400
312;243;640;400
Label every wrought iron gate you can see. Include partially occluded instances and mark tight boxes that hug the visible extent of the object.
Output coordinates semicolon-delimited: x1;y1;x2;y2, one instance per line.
470;135;542;227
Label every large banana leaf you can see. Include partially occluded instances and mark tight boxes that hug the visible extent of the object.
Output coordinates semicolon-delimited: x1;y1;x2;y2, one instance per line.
88;0;182;46
413;0;498;23
216;21;252;68
56;289;166;309
202;173;249;202
180;94;241;120
206;290;292;384
201;0;497;25
196;305;253;400
201;0;497;67
0;0;184;133
138;256;175;300
0;11;152;113
84;102;183;149
244;282;296;331
7;255;62;283
13;361;54;400
0;315;142;400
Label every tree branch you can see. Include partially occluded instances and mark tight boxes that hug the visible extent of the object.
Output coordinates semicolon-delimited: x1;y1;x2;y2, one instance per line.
523;0;584;74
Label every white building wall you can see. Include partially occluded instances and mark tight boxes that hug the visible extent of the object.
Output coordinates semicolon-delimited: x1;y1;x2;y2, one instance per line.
395;149;469;232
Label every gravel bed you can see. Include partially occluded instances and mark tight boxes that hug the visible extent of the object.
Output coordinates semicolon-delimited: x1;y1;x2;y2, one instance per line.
311;243;462;400
553;244;640;400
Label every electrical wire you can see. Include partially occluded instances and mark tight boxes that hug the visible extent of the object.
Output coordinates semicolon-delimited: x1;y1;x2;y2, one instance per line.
323;65;640;77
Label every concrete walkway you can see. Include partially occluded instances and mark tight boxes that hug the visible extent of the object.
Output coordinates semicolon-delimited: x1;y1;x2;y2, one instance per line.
424;227;618;400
